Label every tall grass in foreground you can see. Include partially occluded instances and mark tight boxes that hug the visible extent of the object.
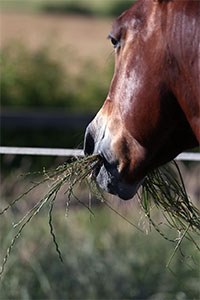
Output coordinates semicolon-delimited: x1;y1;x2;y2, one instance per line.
0;155;199;278
0;209;199;300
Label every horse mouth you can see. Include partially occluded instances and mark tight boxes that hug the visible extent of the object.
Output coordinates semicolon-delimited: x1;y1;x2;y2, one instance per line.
91;154;142;200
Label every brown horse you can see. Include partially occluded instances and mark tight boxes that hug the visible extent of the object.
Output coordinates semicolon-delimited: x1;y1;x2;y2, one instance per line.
84;0;200;200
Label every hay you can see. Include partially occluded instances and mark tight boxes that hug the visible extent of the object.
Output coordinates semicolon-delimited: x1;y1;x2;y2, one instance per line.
141;162;200;231
0;155;199;277
139;161;200;260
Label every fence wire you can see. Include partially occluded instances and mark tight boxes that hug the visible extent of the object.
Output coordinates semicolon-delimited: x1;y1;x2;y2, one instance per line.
0;146;200;161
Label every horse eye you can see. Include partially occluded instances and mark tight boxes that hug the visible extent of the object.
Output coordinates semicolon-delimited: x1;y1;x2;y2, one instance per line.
110;37;120;49
111;37;118;47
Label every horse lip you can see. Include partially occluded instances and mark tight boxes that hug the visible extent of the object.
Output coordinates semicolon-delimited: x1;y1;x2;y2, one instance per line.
91;152;142;200
96;163;142;200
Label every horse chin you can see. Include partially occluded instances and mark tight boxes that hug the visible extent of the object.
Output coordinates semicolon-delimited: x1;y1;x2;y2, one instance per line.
95;163;142;200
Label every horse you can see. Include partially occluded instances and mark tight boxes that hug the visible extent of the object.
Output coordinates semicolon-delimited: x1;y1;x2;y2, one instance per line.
84;0;200;200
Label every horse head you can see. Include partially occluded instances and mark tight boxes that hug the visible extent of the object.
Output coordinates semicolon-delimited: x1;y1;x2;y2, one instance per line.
84;0;199;200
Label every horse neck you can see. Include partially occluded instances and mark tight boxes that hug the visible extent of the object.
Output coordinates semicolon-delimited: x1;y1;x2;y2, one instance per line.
164;2;200;141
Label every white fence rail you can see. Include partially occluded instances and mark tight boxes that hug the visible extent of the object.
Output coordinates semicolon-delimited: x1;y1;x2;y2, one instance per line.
0;146;200;161
0;146;83;157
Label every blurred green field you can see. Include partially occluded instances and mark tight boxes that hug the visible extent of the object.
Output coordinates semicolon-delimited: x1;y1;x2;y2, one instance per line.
0;204;199;299
0;165;200;299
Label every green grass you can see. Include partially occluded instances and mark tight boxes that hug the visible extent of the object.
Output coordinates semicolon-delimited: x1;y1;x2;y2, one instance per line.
0;207;199;299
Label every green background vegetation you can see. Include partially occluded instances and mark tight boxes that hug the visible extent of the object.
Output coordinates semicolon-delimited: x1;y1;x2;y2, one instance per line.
1;1;199;299
1;43;111;111
1;42;112;169
0;0;133;17
0;207;199;299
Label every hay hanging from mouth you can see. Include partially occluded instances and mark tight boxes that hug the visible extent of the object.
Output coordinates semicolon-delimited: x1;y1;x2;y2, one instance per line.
140;162;200;252
0;154;199;277
141;162;200;232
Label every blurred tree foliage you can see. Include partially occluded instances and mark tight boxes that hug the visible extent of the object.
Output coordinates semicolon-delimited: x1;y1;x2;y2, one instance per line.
1;0;134;17
42;0;133;17
1;43;111;111
1;44;68;108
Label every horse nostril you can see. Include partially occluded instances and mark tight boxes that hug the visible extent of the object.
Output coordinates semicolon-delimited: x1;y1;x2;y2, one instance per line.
84;129;95;156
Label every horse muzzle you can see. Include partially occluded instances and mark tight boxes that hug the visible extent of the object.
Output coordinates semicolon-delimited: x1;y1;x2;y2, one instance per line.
84;122;142;200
